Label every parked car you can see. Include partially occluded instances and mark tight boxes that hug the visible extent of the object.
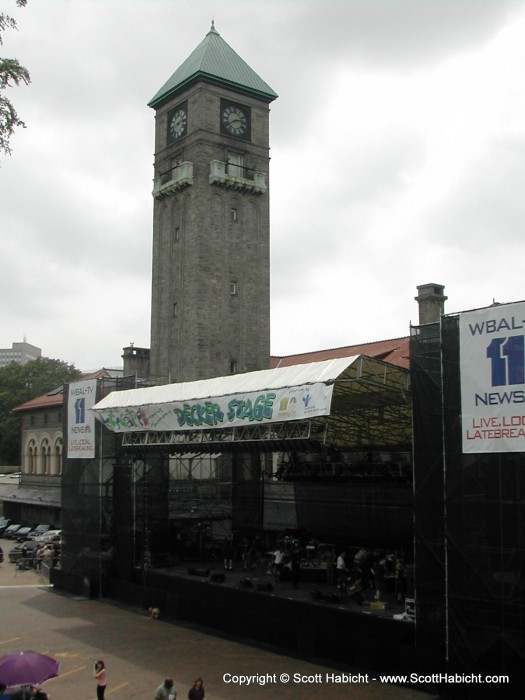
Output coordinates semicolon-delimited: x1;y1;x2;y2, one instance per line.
0;518;11;536
0;545;3;563
13;526;33;542
3;524;23;539
34;530;61;544
27;524;51;540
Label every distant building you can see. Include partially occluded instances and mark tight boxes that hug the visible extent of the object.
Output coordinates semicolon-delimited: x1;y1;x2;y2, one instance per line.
2;368;123;527
0;340;42;368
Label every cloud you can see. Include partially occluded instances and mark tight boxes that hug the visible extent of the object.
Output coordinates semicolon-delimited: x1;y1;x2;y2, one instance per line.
1;0;525;369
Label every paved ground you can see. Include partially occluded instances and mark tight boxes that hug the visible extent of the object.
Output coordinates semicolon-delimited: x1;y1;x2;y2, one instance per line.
0;541;436;700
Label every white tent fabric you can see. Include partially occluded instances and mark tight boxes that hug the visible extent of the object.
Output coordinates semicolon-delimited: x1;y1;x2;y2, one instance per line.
90;356;359;434
93;356;359;409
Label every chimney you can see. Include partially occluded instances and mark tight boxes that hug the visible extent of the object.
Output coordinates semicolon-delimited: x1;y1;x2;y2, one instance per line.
415;283;447;325
122;345;150;380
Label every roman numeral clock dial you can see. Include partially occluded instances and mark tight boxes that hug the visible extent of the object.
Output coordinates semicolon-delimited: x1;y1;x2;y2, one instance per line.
220;101;251;140
167;103;187;142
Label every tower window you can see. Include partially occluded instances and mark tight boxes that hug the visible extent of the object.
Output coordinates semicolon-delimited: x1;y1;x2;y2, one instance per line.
227;153;243;178
172;303;178;318
230;360;237;374
230;281;237;296
175;226;180;241
231;208;238;222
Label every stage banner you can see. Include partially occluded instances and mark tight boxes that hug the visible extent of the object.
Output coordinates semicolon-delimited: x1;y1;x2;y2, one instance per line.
460;302;525;453
92;382;335;433
67;379;97;458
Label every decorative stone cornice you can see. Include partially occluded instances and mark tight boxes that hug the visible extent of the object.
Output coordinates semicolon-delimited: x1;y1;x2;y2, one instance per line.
209;160;266;195
153;162;194;199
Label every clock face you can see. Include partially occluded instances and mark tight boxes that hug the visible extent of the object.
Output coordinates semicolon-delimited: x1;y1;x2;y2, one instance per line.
221;101;251;140
168;104;187;142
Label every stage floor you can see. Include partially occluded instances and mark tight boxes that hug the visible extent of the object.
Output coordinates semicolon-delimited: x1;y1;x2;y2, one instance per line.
152;559;411;622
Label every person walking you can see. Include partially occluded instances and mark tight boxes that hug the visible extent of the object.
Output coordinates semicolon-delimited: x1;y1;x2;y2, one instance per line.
336;551;348;586
154;678;176;700
222;538;234;571
93;659;107;700
272;547;285;581
188;677;205;700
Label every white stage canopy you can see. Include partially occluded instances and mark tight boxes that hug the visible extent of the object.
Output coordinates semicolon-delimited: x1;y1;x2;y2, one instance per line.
91;355;411;450
90;356;359;434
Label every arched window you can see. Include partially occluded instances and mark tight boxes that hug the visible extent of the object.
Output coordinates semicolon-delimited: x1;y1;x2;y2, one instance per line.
27;439;37;474
40;438;50;475
53;438;63;476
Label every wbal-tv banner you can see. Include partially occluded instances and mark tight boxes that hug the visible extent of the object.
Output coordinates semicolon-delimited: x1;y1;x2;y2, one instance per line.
67;379;97;458
460;301;525;453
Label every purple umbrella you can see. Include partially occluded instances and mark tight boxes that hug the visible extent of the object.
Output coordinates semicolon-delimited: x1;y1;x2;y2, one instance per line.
0;651;59;686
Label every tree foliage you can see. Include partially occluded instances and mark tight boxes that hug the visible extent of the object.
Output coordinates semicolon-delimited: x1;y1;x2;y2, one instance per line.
0;0;30;159
0;357;81;466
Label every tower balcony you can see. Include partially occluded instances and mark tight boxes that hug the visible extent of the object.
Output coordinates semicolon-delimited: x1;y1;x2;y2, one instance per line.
153;161;194;199
209;160;266;195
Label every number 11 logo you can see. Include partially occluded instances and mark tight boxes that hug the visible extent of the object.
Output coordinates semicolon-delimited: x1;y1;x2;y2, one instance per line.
486;335;525;386
74;397;85;424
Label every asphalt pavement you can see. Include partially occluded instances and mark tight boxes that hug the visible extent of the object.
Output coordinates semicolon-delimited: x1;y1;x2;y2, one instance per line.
0;540;436;700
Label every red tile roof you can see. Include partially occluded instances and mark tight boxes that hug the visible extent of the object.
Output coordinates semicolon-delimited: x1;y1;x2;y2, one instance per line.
270;336;410;370
12;369;119;413
12;392;64;412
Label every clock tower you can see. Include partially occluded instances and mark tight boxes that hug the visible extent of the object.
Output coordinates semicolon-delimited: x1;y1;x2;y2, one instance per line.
148;23;277;383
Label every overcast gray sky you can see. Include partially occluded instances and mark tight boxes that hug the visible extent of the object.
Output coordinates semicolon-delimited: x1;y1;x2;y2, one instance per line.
1;0;525;371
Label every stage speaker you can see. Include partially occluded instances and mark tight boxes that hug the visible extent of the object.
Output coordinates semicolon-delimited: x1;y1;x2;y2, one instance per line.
256;582;274;592
195;568;210;577
210;572;225;583
238;577;253;589
186;567;197;576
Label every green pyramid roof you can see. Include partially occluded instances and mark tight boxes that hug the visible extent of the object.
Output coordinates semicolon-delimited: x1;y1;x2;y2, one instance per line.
148;22;278;108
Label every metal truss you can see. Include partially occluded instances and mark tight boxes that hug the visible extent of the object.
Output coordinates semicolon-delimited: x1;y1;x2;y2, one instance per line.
122;419;327;451
326;355;412;449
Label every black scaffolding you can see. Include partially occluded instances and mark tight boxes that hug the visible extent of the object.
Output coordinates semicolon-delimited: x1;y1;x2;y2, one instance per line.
411;314;525;680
